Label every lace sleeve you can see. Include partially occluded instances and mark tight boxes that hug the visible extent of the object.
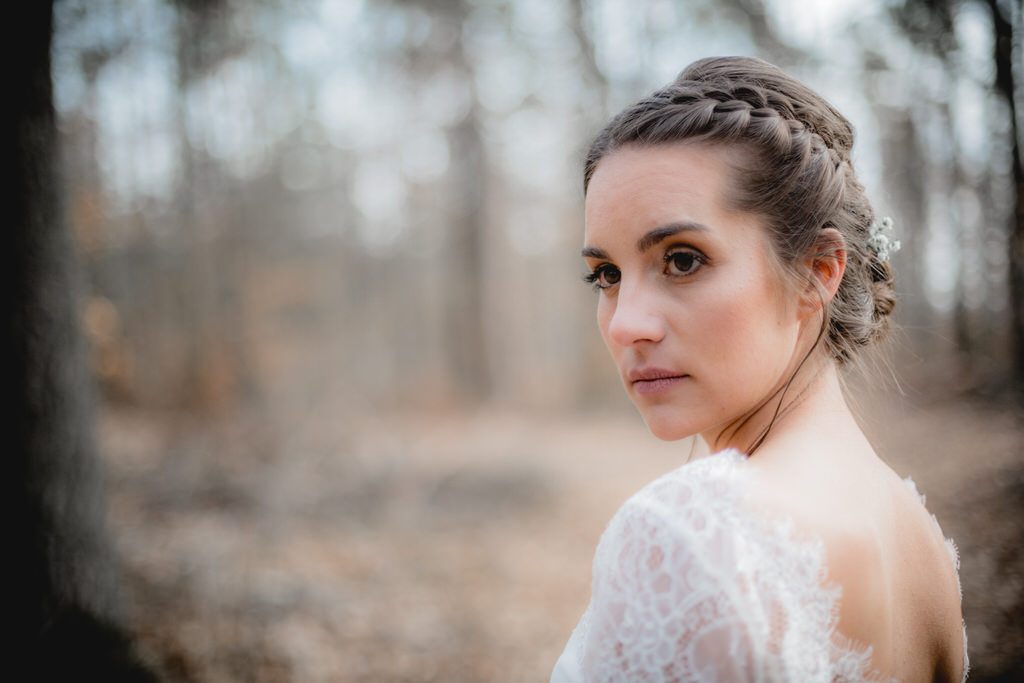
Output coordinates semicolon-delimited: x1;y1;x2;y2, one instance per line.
576;478;774;682
561;452;875;683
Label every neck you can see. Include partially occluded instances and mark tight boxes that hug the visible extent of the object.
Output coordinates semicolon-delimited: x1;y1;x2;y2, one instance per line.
700;353;855;457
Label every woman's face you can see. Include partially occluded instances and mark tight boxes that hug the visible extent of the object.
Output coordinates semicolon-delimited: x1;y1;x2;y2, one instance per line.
583;143;806;443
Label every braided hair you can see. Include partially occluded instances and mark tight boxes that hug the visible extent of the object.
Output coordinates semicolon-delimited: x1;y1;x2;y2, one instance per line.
584;56;896;366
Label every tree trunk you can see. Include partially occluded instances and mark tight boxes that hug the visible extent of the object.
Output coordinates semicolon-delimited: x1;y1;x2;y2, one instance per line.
444;0;490;401
986;0;1023;392
880;110;930;331
568;0;607;122
11;1;155;678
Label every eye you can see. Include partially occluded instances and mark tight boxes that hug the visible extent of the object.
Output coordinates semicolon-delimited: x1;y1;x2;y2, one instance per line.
583;264;621;290
665;249;706;277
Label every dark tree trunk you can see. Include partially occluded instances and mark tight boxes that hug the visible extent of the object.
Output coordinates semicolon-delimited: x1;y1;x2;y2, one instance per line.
11;2;155;678
985;0;1023;392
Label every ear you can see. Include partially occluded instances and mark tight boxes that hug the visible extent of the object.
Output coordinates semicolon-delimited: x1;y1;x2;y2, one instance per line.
798;228;846;319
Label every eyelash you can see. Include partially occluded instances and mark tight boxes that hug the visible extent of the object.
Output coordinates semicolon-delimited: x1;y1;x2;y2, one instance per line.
584;247;708;292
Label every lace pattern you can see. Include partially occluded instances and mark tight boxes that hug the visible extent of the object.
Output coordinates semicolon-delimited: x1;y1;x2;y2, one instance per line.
551;450;969;683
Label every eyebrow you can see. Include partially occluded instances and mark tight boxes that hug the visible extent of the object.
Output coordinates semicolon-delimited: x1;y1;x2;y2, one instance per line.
581;221;709;259
636;221;709;252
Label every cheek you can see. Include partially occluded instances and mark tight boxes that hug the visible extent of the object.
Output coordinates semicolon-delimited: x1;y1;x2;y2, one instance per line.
688;269;792;373
596;296;616;351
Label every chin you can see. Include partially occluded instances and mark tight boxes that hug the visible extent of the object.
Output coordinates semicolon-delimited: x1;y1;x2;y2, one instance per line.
640;409;698;442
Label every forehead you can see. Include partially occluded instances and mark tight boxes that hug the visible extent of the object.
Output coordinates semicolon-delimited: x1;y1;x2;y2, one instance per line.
584;143;742;243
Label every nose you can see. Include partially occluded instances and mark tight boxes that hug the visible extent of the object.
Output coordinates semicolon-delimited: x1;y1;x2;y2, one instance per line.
606;281;666;347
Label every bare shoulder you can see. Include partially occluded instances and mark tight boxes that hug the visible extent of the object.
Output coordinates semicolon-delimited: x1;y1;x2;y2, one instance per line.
737;454;891;610
736;450;966;682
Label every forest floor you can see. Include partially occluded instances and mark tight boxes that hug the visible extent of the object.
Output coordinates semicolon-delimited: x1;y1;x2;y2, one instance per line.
100;390;1023;682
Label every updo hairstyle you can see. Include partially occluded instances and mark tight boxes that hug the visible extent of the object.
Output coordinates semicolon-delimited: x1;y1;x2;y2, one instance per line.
583;56;896;366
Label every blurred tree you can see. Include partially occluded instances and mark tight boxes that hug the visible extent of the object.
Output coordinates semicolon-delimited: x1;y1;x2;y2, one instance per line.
12;0;155;678
891;0;977;364
719;0;803;67
984;0;1023;392
892;0;1023;391
173;0;242;412
443;0;490;400
878;105;931;332
392;0;490;400
568;0;608;122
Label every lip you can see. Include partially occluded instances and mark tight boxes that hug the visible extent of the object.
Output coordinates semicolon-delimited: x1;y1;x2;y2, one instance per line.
627;367;689;395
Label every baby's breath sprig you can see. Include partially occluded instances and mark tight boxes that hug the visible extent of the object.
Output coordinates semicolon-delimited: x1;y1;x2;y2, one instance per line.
866;216;901;262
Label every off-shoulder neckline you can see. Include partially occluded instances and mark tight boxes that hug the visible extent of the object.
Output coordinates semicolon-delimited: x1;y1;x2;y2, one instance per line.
615;446;894;682
662;445;969;683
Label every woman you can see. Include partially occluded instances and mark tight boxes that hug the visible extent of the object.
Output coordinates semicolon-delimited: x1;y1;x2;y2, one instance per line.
551;57;968;682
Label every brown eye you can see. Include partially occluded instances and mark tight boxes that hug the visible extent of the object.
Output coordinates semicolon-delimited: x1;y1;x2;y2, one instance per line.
584;264;621;290
599;265;621;287
666;250;703;276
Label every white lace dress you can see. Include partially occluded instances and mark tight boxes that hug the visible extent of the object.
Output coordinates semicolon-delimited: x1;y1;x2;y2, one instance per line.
551;449;969;683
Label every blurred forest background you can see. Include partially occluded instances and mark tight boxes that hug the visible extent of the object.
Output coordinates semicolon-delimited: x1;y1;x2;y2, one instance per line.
25;0;1024;680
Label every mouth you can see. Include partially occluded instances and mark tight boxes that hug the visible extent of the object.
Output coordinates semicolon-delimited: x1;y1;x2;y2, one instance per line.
628;368;689;395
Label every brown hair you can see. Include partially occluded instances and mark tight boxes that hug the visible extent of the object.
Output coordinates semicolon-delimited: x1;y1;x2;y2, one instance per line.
584;56;896;366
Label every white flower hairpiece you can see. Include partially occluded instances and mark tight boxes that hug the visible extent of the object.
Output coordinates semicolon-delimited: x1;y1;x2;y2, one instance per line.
866;216;901;262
